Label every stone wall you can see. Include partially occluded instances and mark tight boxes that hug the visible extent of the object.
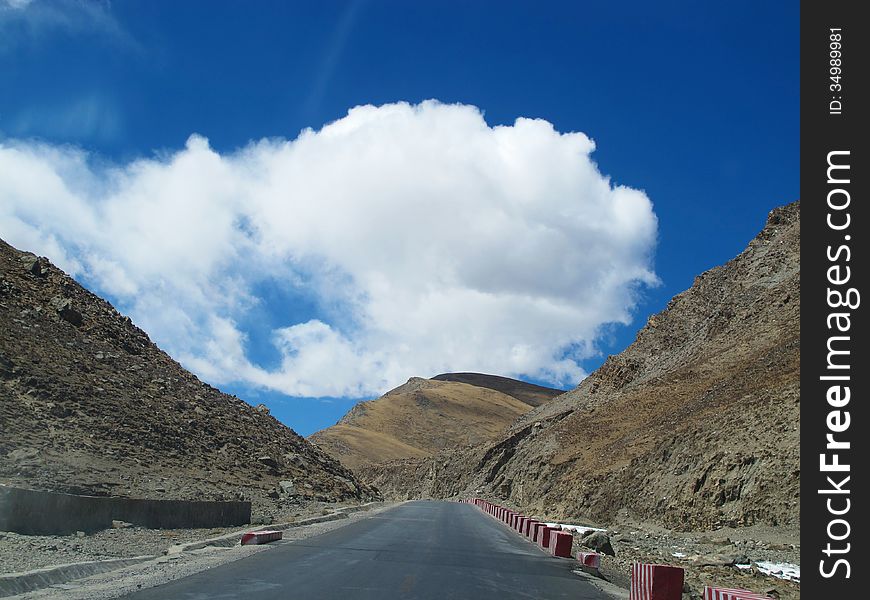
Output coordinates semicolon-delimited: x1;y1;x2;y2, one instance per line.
0;485;251;534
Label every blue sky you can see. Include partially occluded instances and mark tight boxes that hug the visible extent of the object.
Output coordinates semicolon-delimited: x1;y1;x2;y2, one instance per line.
0;1;798;436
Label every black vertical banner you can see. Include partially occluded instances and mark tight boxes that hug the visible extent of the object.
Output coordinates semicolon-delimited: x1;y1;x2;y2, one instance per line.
801;0;868;596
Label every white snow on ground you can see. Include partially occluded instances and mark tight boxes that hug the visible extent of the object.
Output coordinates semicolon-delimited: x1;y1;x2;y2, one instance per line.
542;523;607;536
671;552;687;558
737;561;800;582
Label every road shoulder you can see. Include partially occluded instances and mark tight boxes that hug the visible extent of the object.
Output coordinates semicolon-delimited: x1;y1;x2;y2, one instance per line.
3;502;401;600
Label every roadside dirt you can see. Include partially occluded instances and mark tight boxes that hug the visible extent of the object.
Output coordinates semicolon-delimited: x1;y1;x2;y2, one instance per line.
477;504;799;599
596;519;800;600
4;502;400;600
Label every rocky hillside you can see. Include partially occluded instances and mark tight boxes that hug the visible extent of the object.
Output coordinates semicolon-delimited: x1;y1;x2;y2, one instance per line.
361;201;800;533
309;375;562;471
0;240;376;520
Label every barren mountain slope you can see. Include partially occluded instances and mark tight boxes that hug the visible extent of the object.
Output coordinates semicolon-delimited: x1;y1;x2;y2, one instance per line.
0;240;376;519
361;201;800;532
309;376;559;471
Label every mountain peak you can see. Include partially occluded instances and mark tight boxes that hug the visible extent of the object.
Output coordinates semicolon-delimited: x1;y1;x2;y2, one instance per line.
310;374;561;471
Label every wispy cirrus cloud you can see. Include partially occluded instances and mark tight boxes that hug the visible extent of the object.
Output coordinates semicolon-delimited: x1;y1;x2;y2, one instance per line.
0;0;138;52
1;1;36;9
0;100;659;398
7;93;123;142
303;0;366;114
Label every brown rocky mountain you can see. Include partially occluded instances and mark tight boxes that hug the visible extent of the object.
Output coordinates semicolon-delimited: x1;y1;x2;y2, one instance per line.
0;239;376;520
360;201;800;533
309;375;562;471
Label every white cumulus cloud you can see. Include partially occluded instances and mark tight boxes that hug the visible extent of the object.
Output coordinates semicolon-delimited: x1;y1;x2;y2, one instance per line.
0;100;658;397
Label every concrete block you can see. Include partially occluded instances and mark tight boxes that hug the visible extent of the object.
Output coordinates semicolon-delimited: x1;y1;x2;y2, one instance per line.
578;552;601;570
524;519;539;537
240;530;283;545
538;526;554;550
630;563;685;600
549;531;573;558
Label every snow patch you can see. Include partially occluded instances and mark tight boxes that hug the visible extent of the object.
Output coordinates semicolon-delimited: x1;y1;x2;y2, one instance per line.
542;523;607;536
737;561;800;582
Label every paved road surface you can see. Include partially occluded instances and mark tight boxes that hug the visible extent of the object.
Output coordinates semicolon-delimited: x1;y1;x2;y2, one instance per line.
123;500;611;599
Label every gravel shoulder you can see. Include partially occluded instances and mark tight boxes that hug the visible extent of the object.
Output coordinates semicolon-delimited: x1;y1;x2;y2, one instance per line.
2;501;400;599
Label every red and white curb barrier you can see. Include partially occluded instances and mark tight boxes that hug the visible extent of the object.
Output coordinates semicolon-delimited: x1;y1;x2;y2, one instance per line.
578;552;601;570
549;530;573;558
538;526;555;550
463;498;767;598
532;522;547;543
240;530;283;545
703;587;771;600
524;519;539;538
630;563;684;600
463;498;573;558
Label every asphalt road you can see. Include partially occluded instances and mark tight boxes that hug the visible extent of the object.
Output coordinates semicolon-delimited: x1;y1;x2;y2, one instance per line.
123;500;612;600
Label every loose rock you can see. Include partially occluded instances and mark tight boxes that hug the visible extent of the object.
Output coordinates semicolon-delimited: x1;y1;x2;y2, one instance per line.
580;531;615;556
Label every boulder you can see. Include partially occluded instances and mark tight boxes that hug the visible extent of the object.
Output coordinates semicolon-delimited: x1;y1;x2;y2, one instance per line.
0;353;14;379
257;455;279;469
20;254;48;277
51;297;84;327
580;531;615;556
691;553;749;567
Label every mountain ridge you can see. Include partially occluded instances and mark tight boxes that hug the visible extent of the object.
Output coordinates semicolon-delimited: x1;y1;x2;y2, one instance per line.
430;372;564;407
